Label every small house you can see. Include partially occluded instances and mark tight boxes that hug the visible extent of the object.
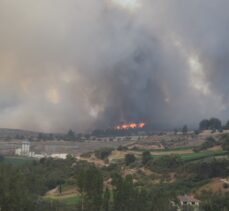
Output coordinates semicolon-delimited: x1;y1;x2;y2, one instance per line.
177;194;200;206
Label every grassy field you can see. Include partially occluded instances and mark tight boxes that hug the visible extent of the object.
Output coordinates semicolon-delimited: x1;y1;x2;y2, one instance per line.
180;150;228;162
150;150;227;162
2;156;35;165
132;146;194;152
109;147;228;164
44;184;80;206
44;194;80;206
62;195;80;205
130;144;227;162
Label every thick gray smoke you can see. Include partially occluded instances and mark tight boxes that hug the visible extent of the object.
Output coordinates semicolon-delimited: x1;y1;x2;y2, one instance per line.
0;0;228;132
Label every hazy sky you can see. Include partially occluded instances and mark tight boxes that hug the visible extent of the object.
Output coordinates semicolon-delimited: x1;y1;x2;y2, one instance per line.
0;0;228;132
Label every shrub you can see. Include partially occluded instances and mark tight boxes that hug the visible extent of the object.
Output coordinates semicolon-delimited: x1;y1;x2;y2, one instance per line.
148;155;183;172
193;137;217;152
95;148;113;160
223;183;229;189
222;139;229;152
80;152;91;158
117;145;128;151
142;151;152;165
125;154;136;165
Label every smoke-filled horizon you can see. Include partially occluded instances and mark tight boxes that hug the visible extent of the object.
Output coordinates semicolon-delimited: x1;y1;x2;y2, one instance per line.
0;0;228;132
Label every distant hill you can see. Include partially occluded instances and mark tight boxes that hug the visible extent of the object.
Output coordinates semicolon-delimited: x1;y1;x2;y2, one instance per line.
0;128;61;140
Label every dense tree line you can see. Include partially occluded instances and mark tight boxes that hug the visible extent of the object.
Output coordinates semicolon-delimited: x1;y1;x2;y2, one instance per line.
193;137;217;152
201;193;229;211
199;118;222;131
0;155;86;211
0;156;177;211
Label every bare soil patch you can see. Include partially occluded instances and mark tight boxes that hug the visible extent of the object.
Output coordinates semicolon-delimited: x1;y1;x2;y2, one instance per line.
196;178;229;195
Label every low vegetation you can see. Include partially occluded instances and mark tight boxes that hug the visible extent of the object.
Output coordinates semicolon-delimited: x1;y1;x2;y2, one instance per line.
95;148;114;160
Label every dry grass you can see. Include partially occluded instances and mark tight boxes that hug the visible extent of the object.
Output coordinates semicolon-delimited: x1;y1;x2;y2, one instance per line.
151;149;193;156
77;154;107;166
197;178;229;195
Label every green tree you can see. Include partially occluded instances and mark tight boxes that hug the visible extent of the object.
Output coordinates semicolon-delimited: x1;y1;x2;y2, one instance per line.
95;148;113;160
201;193;229;211
182;125;188;134
148;155;183;173
77;166;103;211
142;151;152;165
209;118;222;130
222;139;229;152
112;174;156;211
112;175;135;211
0;165;37;211
199;119;210;130
66;129;76;141
224;120;229;129
125;154;136;165
102;188;110;211
58;185;62;194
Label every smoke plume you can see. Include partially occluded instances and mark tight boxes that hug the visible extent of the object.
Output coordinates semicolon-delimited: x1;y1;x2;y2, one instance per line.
0;0;228;132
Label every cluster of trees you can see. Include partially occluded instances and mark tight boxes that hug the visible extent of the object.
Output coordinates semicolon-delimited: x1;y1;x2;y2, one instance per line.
201;193;229;211
0;154;182;211
193;134;229;153
173;125;188;135
36;133;56;141
142;151;152;165
13;130;83;142
193;137;217;152
76;167;176;211
0;159;75;210
91;128;145;138
147;155;183;173
0;157;77;211
220;135;229;152
125;154;136;165
95;148;113;160
77;166;103;211
117;145;128;151
199;118;223;131
185;159;229;180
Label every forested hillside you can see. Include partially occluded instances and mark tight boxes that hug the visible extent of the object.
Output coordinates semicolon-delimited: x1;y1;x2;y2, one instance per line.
0;134;229;211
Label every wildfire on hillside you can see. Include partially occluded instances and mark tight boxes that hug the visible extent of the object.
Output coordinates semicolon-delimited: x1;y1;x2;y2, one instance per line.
115;122;145;130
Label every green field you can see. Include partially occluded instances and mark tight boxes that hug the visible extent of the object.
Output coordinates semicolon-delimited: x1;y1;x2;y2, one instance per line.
180;150;228;162
62;195;80;205
151;150;227;162
44;195;80;206
133;145;194;152
2;156;35;165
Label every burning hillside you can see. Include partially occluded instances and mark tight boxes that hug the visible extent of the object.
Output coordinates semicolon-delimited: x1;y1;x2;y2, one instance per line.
115;122;145;130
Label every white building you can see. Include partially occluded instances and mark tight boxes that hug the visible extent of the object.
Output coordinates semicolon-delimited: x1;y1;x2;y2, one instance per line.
15;142;68;160
50;153;68;159
21;141;30;155
15;141;31;156
15;148;22;156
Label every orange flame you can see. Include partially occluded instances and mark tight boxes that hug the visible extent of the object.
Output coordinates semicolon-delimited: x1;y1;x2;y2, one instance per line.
115;122;145;130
